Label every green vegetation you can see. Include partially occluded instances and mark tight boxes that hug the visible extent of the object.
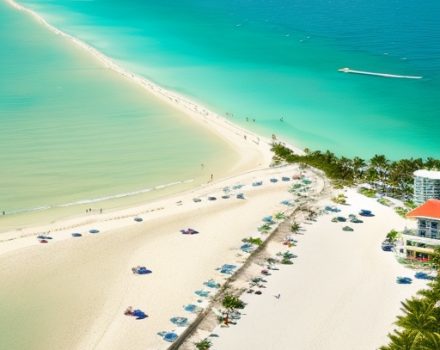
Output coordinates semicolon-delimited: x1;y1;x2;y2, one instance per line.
332;193;347;205
195;339;212;350
274;212;286;220
378;197;393;207
359;187;377;198
272;143;440;199
404;200;417;210
381;247;440;350
242;237;263;246
276;251;297;264
222;294;245;312
386;229;400;243
258;224;272;234
395;207;409;218
290;222;301;234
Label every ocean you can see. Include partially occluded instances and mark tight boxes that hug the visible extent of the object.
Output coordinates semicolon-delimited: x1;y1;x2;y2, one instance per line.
17;0;440;159
1;0;439;221
0;0;237;224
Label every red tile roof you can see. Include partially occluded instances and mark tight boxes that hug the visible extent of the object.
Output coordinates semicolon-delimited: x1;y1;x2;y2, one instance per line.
407;199;440;220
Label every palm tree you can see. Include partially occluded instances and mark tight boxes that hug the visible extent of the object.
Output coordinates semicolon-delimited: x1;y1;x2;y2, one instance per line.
258;224;271;234
381;330;416;350
221;293;245;325
274;212;286;221
369;154;390;192
418;332;440;350
195;338;212;350
396;298;437;343
425;157;440;170
352;156;366;181
290;222;301;234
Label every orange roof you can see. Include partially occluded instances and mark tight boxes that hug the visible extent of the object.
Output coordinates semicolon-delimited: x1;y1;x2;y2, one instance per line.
407;199;440;220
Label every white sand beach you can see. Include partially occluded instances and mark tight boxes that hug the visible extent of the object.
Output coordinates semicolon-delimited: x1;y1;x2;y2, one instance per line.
1;2;430;350
210;189;427;350
0;165;320;350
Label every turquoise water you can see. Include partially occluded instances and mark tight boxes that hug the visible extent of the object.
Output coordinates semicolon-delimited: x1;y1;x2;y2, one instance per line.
16;0;440;160
1;0;440;219
0;1;236;219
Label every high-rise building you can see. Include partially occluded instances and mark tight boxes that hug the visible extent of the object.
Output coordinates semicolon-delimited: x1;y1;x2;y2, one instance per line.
413;170;440;204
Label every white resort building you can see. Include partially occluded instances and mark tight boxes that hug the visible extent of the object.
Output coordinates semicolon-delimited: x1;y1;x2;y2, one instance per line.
413;169;440;205
402;199;440;261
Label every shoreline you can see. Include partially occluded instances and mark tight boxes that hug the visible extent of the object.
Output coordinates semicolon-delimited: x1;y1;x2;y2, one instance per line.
0;164;314;350
3;0;302;232
4;0;302;156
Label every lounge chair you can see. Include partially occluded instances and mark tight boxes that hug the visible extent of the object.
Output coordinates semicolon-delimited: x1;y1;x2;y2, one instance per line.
193;198;202;203
359;209;374;217
396;276;412;284
262;216;274;223
37;235;52;240
270;178;278;183
132;309;148;319
71;233;82;237
414;272;434;280
240;243;254;253
170;317;188;327
134;266;152;275
218;264;236;274
180;228;199;235
89;229;100;234
204;279;220;288
236;193;245;199
208;196;217;201
281;177;290;182
134;217;143;222
342;226;354;232
162;332;178;342
195;290;210;297
183;304;198;313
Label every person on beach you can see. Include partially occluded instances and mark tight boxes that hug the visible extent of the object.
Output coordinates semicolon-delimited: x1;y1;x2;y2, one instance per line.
275;294;281;299
210;174;214;181
100;208;102;214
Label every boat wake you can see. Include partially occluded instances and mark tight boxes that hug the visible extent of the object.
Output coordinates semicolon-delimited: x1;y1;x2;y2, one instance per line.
338;67;422;79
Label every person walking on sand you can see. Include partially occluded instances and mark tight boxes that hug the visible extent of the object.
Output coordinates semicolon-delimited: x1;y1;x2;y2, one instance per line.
210;174;213;181
275;293;281;299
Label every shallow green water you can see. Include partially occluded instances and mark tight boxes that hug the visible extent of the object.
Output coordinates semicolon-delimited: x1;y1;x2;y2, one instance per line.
0;1;236;220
